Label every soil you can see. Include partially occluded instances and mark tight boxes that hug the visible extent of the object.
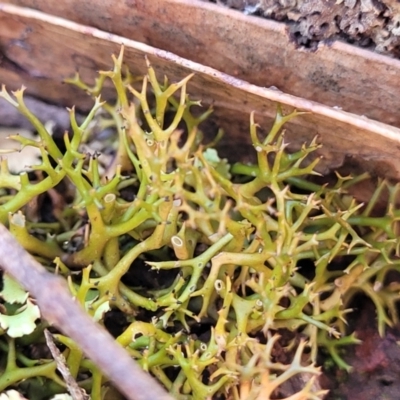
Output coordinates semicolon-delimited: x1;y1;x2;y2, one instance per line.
323;300;400;400
206;0;400;57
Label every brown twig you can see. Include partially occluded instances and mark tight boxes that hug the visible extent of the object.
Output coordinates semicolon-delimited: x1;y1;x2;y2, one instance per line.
0;222;175;400
44;329;89;400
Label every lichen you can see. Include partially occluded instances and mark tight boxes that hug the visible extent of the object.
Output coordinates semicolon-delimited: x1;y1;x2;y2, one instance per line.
1;46;400;399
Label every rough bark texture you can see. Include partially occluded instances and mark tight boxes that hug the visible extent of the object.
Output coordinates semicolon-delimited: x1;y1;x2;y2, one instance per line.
3;0;400;130
211;0;400;56
2;3;400;182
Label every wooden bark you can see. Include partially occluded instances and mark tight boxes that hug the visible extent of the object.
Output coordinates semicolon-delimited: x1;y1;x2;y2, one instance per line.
2;0;400;128
0;3;400;181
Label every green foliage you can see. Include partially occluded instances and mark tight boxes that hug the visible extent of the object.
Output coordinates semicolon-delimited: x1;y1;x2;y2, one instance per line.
0;275;40;338
1;47;400;399
0;276;65;396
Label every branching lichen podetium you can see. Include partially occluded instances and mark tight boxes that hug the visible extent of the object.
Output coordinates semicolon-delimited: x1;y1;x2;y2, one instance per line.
1;46;400;399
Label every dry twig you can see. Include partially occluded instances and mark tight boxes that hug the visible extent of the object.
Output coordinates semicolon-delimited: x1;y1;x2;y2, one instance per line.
0;222;175;400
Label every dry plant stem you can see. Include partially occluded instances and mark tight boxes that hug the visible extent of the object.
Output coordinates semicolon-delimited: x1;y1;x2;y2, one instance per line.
44;329;88;400
0;222;175;400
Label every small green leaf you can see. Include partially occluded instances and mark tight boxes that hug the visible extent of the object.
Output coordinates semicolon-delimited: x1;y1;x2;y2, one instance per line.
50;395;73;400
93;301;110;322
1;274;29;304
200;148;231;179
0;300;40;337
0;390;28;400
203;148;220;164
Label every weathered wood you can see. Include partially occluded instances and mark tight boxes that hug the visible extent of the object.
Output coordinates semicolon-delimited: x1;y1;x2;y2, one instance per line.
2;0;400;128
0;3;400;181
